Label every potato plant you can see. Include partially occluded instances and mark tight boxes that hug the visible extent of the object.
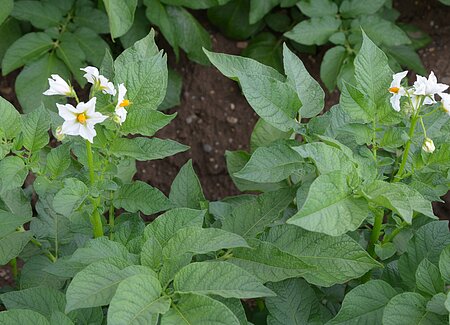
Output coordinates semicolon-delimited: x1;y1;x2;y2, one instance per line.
0;24;449;325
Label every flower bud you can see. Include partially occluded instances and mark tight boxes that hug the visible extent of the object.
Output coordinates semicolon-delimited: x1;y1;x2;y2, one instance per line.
422;138;435;153
55;126;65;141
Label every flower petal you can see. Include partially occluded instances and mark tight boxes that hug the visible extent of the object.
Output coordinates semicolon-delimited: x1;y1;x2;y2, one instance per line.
57;103;78;121
61;119;80;136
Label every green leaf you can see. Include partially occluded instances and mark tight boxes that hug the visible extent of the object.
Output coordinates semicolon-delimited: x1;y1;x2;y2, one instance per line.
145;0;179;58
266;279;324;325
241;32;283;73
0;96;21;139
56;32;86;85
65;258;157;312
249;0;279;24
287;171;369;236
12;1;62;29
385;45;426;76
293;142;355;175
73;27;109;67
15;53;70;113
0;309;50;325
229;239;313;283
211;297;247;325
364;181;435;224
159;69;182;110
114;31;168;110
160;0;231;9
144;208;205;246
0;211;31;238
1;286;66;318
74;4;109;34
0;0;13;25
383;292;447;325
426;293;448;316
264;224;381;287
340;0;386;18
352;15;411;47
0;187;32;218
439;244;450;283
121;109;176;137
114;180;171;215
53;178;88;217
140;237;163;270
0;18;22;70
283;44;324;118
2;32;53;75
222;188;295;238
237;72;300;131
165;6;211;65
163;227;249;259
284;16;341;45
169;160;205;209
103;0;137;38
22;105;50;152
398;221;450;288
250;118;292;151
297;0;338;17
120;9;150;49
0;231;32;264
354;32;392;111
204;48;283;81
174;261;275;298
107;273;170;325
46;143;71;178
50;312;74;325
110;137;188;161
207;0;262;40
160;293;240;325
235;143;303;183
327;280;397;324
0;156;27;191
71;238;135;264
416;259;444;296
320;46;347;91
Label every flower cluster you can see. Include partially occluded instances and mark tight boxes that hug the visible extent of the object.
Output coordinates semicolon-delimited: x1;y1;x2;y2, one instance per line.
43;67;130;143
389;71;449;153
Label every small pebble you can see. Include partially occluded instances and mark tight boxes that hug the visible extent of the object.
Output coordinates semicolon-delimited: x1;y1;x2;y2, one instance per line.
230;103;235;110
227;116;238;124
203;144;213;153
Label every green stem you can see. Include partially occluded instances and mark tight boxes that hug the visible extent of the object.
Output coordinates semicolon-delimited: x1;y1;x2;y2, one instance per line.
394;115;419;182
86;140;95;185
367;211;384;258
85;140;104;238
10;258;17;280
109;192;115;240
362;210;384;282
382;222;408;244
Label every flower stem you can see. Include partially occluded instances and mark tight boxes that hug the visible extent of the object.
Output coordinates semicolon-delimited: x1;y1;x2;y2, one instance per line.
382;221;408;244
394;115;419;182
85;140;104;238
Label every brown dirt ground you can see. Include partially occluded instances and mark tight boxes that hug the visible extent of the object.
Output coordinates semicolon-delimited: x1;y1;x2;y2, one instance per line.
0;0;449;289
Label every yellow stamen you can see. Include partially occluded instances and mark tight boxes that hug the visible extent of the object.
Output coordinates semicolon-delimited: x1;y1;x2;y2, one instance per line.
389;87;400;94
119;99;131;107
77;113;87;124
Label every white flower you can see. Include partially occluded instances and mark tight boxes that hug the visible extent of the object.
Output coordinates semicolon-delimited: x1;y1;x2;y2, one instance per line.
422;138;435;153
43;74;74;97
439;93;450;116
413;71;448;97
113;83;129;125
80;66;116;96
406;88;435;111
57;97;108;143
389;71;408;111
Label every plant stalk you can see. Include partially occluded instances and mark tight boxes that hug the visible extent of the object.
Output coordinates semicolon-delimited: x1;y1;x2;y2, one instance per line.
394;115;419;182
86;140;104;238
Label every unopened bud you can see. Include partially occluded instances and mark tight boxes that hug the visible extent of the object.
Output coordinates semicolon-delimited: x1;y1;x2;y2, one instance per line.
422;138;435;153
55;126;65;141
